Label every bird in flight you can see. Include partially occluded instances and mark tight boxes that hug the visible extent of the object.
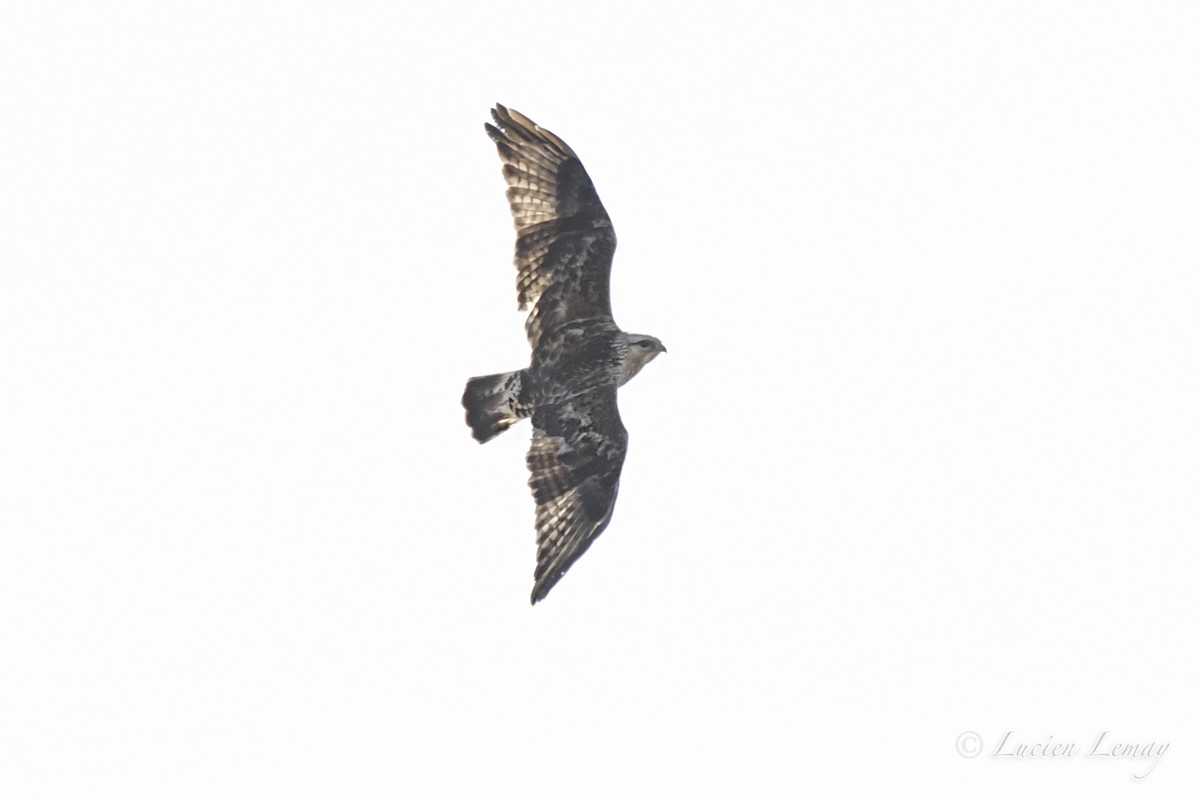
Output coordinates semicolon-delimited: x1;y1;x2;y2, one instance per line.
462;105;666;604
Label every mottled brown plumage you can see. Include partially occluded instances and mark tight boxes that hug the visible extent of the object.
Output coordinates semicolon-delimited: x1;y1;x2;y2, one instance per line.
463;105;665;604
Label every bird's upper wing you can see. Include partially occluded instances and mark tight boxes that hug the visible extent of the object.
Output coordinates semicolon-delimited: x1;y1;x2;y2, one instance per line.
485;105;618;348
526;385;628;604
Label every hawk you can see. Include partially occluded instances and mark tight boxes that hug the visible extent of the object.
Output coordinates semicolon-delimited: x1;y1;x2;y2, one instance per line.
462;105;666;604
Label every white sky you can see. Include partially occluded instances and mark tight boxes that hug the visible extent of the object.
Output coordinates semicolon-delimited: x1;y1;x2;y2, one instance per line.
2;2;1197;798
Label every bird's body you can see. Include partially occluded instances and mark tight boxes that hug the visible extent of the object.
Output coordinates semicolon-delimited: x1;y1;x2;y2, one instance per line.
462;105;665;604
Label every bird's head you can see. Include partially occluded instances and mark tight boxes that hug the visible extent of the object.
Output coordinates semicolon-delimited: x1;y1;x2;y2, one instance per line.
619;333;667;385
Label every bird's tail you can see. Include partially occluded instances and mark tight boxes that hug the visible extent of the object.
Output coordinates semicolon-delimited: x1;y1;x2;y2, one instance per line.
462;369;531;443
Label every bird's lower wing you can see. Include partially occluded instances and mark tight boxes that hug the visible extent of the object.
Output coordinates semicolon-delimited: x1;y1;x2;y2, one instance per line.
526;387;628;604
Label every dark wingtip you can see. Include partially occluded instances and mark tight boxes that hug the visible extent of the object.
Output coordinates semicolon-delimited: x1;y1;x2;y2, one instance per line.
484;122;505;145
530;569;566;605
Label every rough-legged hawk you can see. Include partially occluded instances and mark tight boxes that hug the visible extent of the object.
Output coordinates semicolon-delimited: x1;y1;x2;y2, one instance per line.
462;105;665;604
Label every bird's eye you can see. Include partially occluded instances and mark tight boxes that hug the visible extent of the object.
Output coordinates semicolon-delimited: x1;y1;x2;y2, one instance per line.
637;339;653;348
